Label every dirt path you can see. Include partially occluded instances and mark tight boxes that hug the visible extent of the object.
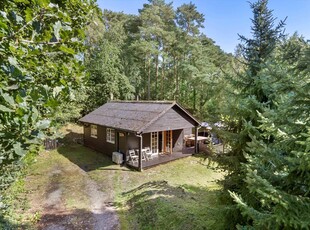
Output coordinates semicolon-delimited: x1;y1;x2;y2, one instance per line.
36;164;120;230
85;177;119;230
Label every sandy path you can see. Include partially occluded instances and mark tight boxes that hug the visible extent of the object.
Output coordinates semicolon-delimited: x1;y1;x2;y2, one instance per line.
85;177;119;230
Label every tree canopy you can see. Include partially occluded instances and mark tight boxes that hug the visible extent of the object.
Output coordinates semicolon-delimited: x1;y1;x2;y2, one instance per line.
0;0;97;194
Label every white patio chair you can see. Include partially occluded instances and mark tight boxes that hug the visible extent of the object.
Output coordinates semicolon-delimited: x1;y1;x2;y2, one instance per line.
144;147;152;160
141;149;147;161
128;149;138;164
135;149;147;161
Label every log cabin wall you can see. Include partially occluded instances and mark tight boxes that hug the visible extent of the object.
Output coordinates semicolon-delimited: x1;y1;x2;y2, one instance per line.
183;128;192;136
172;129;183;152
127;133;139;150
83;124;116;156
142;133;151;148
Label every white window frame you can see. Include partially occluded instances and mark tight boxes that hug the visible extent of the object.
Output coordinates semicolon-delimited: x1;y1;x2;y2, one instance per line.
90;125;97;138
151;132;158;154
106;128;115;144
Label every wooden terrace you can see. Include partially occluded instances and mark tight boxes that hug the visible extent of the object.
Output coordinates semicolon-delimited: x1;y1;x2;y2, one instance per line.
127;147;195;169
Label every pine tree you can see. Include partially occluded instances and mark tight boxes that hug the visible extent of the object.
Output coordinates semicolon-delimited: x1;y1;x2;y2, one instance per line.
84;10;134;113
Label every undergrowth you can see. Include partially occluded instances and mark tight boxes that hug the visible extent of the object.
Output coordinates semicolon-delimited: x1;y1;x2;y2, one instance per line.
0;151;39;229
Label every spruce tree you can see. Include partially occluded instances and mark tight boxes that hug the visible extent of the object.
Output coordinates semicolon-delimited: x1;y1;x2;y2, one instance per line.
238;0;286;104
231;42;310;229
216;0;288;227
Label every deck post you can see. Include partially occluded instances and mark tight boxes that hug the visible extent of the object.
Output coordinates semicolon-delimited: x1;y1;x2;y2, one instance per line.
138;134;143;171
195;126;198;153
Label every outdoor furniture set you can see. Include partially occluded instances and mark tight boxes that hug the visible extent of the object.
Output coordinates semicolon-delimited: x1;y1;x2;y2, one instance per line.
128;147;153;164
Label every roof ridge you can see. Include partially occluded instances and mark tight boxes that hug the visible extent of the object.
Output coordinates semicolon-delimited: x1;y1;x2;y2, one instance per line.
89;113;155;122
109;100;175;104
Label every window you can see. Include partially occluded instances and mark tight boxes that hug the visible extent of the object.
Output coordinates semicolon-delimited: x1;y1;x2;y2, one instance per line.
91;125;97;138
106;128;115;144
151;132;158;154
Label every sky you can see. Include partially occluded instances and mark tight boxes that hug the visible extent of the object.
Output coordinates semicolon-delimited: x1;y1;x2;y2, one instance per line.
97;0;310;54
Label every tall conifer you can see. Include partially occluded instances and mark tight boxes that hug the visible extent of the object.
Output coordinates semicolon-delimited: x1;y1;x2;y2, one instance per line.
217;0;287;227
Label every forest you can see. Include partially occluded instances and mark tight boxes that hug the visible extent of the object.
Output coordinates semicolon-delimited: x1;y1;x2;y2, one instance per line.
0;0;309;229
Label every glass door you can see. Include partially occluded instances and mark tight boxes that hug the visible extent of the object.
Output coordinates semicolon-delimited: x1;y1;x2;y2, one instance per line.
151;132;158;154
163;130;172;154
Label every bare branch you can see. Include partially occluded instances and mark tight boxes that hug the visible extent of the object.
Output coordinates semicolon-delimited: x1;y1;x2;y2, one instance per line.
20;39;62;45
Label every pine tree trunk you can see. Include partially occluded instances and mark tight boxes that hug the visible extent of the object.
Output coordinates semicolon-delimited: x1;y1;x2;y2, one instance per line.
174;56;179;100
161;56;165;100
144;56;147;99
193;88;196;111
155;55;159;100
147;57;151;100
176;59;179;100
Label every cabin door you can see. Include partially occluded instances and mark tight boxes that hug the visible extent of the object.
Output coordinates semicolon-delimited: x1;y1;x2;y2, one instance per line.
151;132;158;154
117;132;127;154
162;130;172;154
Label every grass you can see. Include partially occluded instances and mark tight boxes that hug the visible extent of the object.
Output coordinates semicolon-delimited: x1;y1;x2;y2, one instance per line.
108;157;226;230
116;181;225;230
4;123;227;229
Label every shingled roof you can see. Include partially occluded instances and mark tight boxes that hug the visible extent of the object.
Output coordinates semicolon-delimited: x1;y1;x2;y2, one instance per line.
79;101;199;133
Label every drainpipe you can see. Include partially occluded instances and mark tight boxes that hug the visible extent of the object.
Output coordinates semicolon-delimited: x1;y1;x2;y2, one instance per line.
194;126;198;154
135;133;143;171
194;126;202;153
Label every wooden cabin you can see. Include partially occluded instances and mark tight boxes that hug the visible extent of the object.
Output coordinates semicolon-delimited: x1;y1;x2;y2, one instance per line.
79;101;200;170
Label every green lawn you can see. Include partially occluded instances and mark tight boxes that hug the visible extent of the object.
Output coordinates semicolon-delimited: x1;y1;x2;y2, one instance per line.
4;124;226;229
59;143;226;229
111;157;226;230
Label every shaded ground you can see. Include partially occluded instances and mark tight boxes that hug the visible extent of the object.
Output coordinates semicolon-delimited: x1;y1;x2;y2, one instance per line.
27;150;119;230
22;124;120;230
10;123;225;229
35;162;119;230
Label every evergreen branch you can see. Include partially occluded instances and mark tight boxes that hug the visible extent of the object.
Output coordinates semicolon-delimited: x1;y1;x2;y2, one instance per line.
235;57;248;66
